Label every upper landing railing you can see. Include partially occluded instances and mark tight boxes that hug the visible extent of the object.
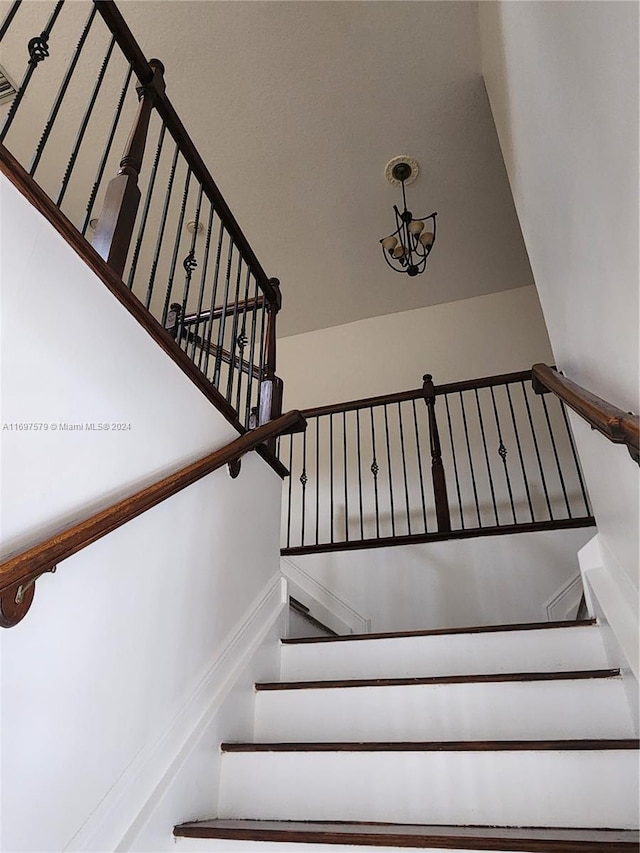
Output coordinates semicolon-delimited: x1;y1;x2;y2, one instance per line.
0;0;283;438
278;369;598;555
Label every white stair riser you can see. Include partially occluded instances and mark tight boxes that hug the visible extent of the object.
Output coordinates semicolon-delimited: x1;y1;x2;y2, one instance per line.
255;678;634;742
280;627;608;681
218;750;639;828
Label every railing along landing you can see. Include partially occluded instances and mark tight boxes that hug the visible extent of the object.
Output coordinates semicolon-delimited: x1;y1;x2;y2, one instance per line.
0;0;282;436
278;370;597;555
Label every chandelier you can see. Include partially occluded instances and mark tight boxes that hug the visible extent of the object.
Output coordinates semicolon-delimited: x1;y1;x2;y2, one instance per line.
379;156;437;277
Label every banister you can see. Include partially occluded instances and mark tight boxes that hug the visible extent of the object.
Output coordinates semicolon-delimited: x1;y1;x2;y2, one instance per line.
93;1;279;306
0;410;307;627
532;364;639;464
299;370;534;419
281;369;596;554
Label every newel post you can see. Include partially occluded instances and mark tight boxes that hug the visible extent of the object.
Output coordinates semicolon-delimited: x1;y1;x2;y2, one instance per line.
93;59;165;278
259;278;284;427
422;373;451;532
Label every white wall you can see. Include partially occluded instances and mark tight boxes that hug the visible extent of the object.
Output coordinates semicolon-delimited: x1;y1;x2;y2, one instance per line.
0;176;284;852
278;285;553;410
478;2;639;595
285;527;595;634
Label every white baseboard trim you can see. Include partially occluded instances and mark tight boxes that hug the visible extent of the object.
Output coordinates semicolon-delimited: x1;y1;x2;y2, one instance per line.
579;535;639;681
281;556;371;634
63;572;286;853
543;572;583;622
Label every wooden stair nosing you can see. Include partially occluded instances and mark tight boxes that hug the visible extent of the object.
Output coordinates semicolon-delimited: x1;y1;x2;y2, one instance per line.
256;669;621;691
220;738;640;753
173;819;640;851
281;619;597;645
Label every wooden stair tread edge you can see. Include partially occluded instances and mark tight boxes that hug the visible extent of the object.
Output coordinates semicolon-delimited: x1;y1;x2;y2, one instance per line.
173;820;640;851
281;619;597;645
255;669;621;691
220;739;640;753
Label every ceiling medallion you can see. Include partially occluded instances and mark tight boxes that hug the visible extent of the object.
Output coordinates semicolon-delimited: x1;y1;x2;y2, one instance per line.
379;156;437;278
384;155;419;187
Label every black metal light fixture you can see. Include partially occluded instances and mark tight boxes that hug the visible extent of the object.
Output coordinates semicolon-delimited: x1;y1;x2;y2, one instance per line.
379;156;437;277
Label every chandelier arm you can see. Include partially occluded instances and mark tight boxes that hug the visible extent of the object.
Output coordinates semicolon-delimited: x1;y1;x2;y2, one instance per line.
411;211;438;223
381;245;405;273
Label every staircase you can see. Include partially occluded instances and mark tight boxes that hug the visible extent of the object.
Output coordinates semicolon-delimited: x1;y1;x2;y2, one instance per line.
174;617;639;851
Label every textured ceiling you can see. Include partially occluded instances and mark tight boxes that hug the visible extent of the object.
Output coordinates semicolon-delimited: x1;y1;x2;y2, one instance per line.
2;1;533;338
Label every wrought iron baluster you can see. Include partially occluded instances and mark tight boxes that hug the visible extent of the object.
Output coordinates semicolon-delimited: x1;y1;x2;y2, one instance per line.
0;1;64;144
213;238;235;388
315;416;321;544
383;404;396;537
300;427;308;547
161;164;192;326
225;257;245;403
177;182;203;346
475;388;499;525
82;64;134;237
329;412;334;543
443;394;463;530
560;401;591;515
126;120;166;283
57;34;117;208
145;141;179;310
505;382;535;522
540;393;572;517
490;385;516;524
235;266;252;416
244;278;260;427
370;407;380;539
343;411;349;542
398;402;411;535
286;435;294;549
521;381;553;519
189;204;215;361
356;408;364;540
30;5;98;177
411;398;428;533
201;222;225;377
460;391;481;527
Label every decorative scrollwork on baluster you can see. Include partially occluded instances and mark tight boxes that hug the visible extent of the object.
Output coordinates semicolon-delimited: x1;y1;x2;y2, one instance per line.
28;34;50;66
182;250;197;276
236;330;248;351
371;459;379;477
498;442;508;461
300;470;308;487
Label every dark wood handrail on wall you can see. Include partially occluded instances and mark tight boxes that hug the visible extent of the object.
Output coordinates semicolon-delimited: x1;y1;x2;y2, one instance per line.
532;364;639;464
0;411;306;629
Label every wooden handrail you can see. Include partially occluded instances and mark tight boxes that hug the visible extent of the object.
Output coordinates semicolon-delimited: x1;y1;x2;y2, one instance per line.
0;411;306;627
532;364;639;464
300;370;533;418
182;295;266;327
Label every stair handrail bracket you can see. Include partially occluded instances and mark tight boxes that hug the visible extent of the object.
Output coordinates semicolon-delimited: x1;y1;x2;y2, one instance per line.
0;410;306;628
532;364;640;464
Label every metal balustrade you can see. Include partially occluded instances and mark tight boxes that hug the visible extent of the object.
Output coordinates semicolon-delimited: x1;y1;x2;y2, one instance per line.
279;370;595;554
